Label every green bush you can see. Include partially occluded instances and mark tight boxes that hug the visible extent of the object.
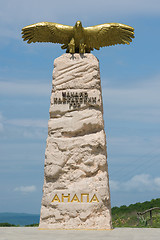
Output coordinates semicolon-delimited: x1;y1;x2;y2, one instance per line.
0;223;16;227
112;198;160;228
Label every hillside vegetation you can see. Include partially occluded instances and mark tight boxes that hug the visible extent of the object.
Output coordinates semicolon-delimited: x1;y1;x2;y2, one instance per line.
0;198;160;227
112;198;160;228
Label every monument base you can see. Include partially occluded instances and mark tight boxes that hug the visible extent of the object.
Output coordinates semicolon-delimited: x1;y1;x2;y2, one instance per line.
39;54;112;230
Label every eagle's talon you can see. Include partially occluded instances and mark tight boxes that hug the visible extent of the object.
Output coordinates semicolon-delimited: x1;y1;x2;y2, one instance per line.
68;43;75;54
69;45;75;53
68;38;75;54
79;43;86;54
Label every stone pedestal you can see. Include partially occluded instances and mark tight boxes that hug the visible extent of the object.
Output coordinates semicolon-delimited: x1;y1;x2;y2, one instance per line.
39;54;112;229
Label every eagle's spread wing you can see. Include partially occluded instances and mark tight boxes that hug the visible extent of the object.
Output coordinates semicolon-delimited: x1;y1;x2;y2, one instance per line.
84;23;134;49
22;22;73;44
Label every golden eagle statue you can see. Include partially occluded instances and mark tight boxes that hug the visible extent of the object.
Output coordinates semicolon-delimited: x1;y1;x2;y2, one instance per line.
22;21;134;53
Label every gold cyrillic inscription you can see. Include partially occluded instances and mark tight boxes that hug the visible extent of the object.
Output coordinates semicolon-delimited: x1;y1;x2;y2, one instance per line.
51;193;99;203
52;194;60;202
71;194;80;202
62;194;70;202
90;194;99;203
81;193;89;203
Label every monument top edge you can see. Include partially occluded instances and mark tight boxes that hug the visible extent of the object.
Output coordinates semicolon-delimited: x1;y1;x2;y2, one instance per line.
54;53;99;63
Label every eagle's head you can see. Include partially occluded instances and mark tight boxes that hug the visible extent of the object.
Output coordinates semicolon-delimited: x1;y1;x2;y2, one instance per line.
75;21;82;29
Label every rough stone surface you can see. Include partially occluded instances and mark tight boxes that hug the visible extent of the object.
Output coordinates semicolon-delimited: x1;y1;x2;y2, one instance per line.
39;54;112;229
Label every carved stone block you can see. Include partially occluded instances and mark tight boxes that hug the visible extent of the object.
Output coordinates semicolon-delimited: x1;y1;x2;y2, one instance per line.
39;54;112;229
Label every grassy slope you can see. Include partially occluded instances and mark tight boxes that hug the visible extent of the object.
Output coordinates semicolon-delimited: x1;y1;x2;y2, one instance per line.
112;198;160;228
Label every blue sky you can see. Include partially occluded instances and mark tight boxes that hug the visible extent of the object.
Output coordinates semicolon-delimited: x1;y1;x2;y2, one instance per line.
0;0;160;214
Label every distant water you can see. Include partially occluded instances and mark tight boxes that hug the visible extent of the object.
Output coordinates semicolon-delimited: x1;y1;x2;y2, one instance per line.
0;213;40;226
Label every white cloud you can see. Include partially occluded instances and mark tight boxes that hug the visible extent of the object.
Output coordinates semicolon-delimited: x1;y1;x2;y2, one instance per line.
1;0;160;22
110;174;160;192
108;135;160;158
0;0;160;39
103;75;160;123
123;174;152;191
0;115;48;139
14;185;36;193
0;80;51;96
103;75;160;106
3;118;48;140
110;180;119;191
154;177;160;188
7;118;47;128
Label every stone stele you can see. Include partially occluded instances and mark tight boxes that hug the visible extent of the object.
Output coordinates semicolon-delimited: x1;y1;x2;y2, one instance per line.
39;53;112;230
